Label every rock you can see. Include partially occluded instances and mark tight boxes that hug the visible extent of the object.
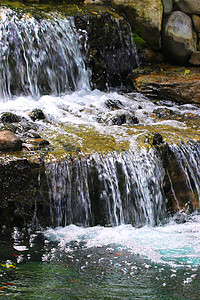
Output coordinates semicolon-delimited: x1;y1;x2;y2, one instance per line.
112;0;163;50
74;9;138;89
162;0;173;15
145;132;164;146
1;112;20;123
192;15;200;33
134;65;200;104
29;109;45;121
152;132;163;145
0;130;22;151
163;11;197;63
174;0;200;14
110;113;139;125
111;114;126;125
189;51;200;65
105;99;123;110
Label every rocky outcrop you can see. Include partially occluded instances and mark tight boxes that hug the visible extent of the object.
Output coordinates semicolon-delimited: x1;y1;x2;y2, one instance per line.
163;11;197;63
111;0;163;50
133;65;200;104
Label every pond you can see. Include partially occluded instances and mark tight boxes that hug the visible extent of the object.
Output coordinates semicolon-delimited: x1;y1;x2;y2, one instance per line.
1;216;200;299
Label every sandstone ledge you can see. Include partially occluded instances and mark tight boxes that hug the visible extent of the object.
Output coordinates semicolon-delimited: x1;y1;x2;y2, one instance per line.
133;65;200;104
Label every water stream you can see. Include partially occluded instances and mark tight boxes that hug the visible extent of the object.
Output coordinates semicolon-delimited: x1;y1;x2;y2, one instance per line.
0;4;200;299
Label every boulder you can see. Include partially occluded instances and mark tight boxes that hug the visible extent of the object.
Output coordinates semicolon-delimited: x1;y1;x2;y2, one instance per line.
162;0;173;15
174;0;200;14
163;11;197;63
0;130;22;151
111;0;163;50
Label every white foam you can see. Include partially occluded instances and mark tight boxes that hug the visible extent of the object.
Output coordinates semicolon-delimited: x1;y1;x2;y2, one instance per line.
44;215;200;268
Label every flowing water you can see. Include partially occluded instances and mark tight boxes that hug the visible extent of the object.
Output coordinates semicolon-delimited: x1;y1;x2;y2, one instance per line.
0;4;200;299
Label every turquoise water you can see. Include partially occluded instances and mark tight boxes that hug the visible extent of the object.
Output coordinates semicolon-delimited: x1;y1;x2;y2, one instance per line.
1;216;200;299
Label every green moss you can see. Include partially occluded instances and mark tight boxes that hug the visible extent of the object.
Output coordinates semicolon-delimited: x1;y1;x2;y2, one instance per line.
133;32;145;48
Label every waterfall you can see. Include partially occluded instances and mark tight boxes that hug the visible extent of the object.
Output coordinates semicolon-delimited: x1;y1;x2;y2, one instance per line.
43;141;200;228
168;141;200;212
45;148;167;227
0;7;89;99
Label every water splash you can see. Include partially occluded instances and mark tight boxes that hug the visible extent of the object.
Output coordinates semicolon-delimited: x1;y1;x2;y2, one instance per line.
0;7;89;100
44;214;200;268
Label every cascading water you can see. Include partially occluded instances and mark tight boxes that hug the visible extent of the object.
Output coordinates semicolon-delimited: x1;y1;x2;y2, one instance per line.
45;149;167;228
0;7;89;99
170;141;200;204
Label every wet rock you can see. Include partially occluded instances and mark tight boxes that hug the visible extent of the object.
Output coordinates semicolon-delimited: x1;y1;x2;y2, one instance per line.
112;0;163;50
174;0;200;14
172;211;190;224
29;109;45;121
145;132;164;146
163;144;198;213
0;130;22;151
111;113;139;125
127;115;139;125
74;9;138;89
189;51;200;65
105;99;123;110
1;112;20;123
134;65;200;104
152;132;163;145
152;107;181;120
111;114;126;125
0;123;18;133
163;11;197;64
0;159;43;228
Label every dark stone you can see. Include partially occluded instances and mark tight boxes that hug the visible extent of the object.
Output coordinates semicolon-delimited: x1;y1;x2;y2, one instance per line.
111;113;139;125
152;132;163;145
29;109;45;121
111;114;126;125
127;115;139;125
74;10;138;89
1;112;20;123
105;99;123;110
